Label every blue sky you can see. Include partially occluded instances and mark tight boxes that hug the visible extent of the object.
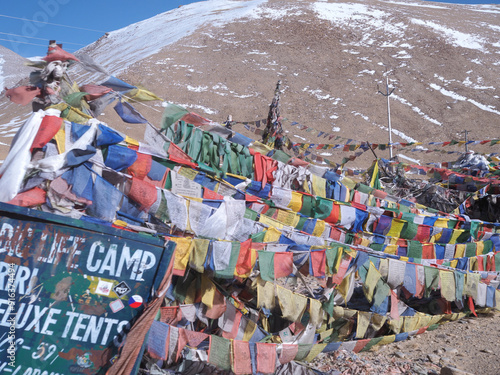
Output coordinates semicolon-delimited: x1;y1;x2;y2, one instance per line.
1;0;499;57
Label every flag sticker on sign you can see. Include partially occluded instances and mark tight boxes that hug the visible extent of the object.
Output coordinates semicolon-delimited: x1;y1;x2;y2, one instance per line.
110;299;124;313
96;280;113;296
113;281;131;298
129;295;143;308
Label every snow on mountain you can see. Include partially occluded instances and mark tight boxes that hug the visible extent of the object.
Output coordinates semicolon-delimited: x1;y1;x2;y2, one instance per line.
0;45;35;92
79;0;268;75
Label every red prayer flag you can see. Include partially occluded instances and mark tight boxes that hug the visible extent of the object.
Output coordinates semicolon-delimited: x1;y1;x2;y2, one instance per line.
274;252;293;278
310;250;326;278
256;342;277;374
232;340;252;375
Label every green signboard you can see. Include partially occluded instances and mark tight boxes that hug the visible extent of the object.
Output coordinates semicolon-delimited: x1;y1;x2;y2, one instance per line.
0;203;173;374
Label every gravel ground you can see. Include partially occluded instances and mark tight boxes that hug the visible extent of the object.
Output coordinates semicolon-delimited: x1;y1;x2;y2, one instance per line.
311;310;500;375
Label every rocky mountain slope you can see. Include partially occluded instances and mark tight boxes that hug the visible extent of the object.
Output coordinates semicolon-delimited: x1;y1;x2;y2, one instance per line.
0;0;499;167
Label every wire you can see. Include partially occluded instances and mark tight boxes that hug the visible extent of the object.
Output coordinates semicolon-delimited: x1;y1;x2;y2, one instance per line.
0;31;86;46
0;37;50;48
0;14;107;33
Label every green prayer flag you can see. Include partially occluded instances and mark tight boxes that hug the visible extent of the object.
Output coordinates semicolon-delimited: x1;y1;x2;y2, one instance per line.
161;102;189;130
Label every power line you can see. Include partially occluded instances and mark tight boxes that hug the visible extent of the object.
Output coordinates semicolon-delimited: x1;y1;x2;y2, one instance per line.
0;14;107;33
0;31;86;46
0;37;49;48
0;38;76;52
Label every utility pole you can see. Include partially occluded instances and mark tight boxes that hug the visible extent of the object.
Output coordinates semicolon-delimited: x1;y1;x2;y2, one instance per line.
464;130;469;153
378;75;395;159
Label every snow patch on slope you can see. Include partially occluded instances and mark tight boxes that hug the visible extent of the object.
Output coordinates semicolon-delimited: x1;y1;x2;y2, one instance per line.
86;0;268;75
411;19;486;51
430;83;500;116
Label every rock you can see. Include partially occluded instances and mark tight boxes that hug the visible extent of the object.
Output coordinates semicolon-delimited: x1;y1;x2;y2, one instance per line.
428;354;441;364
443;347;459;355
480;349;493;354
440;357;452;366
440;366;475;375
394;351;406;359
435;348;444;355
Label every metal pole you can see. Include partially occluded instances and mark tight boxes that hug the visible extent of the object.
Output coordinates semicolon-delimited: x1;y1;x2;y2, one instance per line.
464;130;469;153
386;76;393;159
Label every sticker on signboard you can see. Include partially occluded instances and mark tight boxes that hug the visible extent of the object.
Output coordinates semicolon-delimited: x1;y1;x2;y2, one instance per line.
129;295;143;308
96;279;113;296
110;299;124;313
113;281;131;298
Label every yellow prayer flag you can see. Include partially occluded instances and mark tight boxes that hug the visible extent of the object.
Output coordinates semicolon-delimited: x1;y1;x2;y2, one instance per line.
125;135;139;146
434;218;448;228
201;275;216;309
449;229;464;244
54;127;65;154
256;279;276;309
364;262;381;303
288;191;303;212
172;237;193;276
260;216;284;231
356;311;371;339
312;174;327;198
304;344;327;363
309;298;324;327
377;335;395;346
312;220;326;237
276;210;300;227
277;286;307;322
387;219;406;238
263;226;283;242
455;244;466;258
190;238;210;273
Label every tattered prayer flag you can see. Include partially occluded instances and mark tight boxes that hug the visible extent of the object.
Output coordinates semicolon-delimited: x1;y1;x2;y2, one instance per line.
125;88;162;101
309;298;324;327
233;340;252;375
356;311;371;339
390;289;400;321
190;238;210;273
257;279;275;309
424;266;440;294
7;187;46;208
5;85;41;105
331;256;351;285
279;343;299;364
274;252;293;278
114;100;148;123
129;177;158;211
208;335;232;371
101;76;136;92
235;239;255;278
148;321;169;359
31;115;63;151
161;102;189;130
258;251;275;282
160;306;179;325
439;270;456;302
364;262;381;303
310;250;326;278
201;276;216;309
171;237;194;277
277;286;307;322
64;92;88;109
184;328;209;347
256;343;277;374
128;148;152;180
